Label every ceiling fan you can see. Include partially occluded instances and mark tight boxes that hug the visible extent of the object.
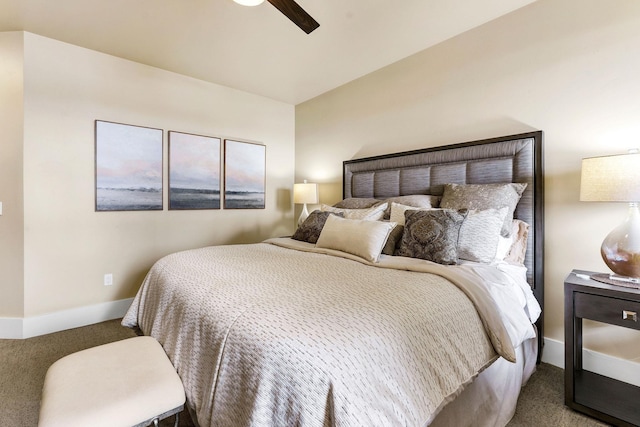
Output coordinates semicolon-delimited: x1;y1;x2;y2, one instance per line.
233;0;320;34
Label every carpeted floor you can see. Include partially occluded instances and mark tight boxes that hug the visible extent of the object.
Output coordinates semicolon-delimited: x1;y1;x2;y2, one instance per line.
0;319;608;427
507;363;608;427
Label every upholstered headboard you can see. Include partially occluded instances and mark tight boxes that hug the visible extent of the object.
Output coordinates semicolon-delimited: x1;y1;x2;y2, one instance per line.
343;131;544;349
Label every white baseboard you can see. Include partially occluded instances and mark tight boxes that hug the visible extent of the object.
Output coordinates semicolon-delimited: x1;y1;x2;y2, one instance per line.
540;337;565;368
0;298;134;339
542;336;640;387
0;317;23;339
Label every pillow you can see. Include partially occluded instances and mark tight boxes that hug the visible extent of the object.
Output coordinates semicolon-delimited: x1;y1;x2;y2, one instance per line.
382;195;440;219
389;202;436;225
495;235;513;261
333;198;381;209
439;183;527;236
321;203;388;221
395;209;466;265
316;215;397;262
381;224;404;255
504;219;530;265
458;207;508;263
291;211;343;244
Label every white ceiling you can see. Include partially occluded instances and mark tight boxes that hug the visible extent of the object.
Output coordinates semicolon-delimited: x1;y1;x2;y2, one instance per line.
0;0;536;104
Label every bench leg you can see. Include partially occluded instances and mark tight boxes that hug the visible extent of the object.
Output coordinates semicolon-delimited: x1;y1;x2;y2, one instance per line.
150;409;180;427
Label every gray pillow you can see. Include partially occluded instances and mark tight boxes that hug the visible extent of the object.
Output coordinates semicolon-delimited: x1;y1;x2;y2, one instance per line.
381;224;404;255
333;198;381;209
395;209;467;265
292;211;343;244
439;183;527;236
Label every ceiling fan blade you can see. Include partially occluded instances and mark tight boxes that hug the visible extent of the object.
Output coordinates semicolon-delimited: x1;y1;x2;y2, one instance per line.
266;0;320;34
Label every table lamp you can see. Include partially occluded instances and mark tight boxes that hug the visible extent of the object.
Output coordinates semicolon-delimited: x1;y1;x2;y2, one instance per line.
293;180;318;227
580;151;640;279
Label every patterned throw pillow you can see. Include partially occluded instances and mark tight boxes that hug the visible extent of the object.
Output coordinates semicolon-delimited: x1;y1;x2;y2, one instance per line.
292;211;343;244
395;209;467;265
439;183;527;236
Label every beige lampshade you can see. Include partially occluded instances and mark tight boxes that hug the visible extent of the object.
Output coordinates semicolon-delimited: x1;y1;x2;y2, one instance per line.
293;182;318;205
233;0;264;5
580;153;640;202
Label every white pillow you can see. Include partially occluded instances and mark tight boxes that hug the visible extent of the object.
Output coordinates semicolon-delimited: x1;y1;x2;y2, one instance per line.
495;235;514;261
389;202;436;225
494;219;530;265
321;202;388;221
458;207;508;263
316;215;396;262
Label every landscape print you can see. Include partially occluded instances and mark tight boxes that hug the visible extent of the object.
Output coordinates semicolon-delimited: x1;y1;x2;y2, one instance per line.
95;120;163;211
224;140;266;209
169;131;221;210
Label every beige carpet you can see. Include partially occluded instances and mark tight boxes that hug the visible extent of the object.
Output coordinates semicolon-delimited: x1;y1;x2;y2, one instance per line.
0;319;193;427
508;363;608;427
0;319;607;427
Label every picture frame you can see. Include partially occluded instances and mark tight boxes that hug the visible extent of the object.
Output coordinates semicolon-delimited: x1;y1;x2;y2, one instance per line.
223;139;266;209
95;120;163;211
168;131;221;210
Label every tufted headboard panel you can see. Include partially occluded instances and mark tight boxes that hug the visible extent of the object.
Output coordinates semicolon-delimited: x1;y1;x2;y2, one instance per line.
343;132;544;347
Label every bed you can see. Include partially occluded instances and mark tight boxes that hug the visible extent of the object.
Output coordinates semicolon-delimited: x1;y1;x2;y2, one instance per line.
122;131;544;427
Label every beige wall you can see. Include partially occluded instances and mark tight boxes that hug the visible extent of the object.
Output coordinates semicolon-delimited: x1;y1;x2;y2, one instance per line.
4;32;295;318
296;0;640;361
0;32;25;318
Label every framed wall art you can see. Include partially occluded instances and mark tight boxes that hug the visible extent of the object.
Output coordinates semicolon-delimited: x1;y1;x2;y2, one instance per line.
168;131;221;210
95;120;163;211
224;139;266;209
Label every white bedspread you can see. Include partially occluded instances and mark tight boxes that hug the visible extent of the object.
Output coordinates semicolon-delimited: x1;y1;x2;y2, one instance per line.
122;238;540;427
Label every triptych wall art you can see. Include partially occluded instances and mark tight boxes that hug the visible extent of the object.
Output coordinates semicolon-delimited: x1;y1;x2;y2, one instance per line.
95;120;266;212
224;139;266;209
168;131;221;210
95;121;164;211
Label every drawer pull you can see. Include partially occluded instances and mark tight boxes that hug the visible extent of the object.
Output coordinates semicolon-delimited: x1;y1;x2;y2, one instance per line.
623;310;638;322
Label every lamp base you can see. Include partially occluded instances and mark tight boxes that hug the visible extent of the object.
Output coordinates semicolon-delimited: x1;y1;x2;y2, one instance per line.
297;204;310;228
601;203;640;278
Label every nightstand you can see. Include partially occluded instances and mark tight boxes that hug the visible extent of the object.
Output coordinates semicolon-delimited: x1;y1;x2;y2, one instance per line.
565;269;640;426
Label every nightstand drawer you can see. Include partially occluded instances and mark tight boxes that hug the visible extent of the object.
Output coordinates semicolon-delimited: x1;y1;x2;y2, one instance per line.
575;292;640;330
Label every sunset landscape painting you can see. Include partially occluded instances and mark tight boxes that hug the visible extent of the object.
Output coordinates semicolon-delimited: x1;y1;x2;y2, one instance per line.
169;131;221;210
95;120;163;211
224;140;266;209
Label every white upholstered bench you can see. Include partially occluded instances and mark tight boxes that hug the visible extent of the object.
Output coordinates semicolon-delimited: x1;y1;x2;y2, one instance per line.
38;336;186;427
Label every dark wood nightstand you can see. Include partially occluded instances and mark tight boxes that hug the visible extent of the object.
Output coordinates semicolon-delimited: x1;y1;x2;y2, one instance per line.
565;269;640;426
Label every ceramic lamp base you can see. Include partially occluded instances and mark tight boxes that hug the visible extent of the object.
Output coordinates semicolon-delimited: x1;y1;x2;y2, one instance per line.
297;204;310;227
601;203;640;278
